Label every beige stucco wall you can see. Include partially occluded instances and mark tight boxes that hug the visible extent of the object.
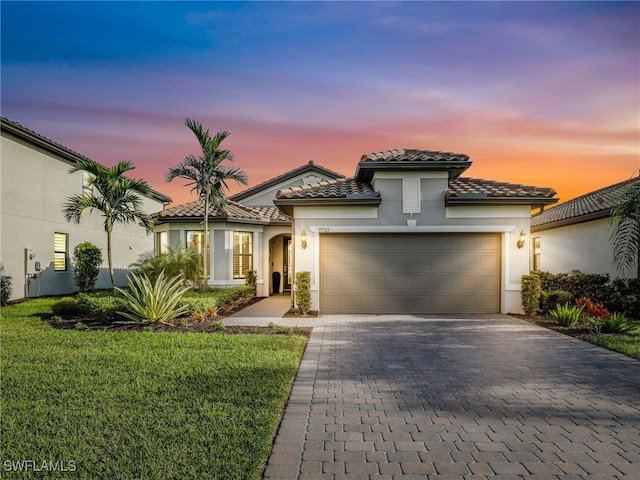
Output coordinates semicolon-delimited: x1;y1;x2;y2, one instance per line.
290;172;533;314
532;218;637;279
1;132;165;300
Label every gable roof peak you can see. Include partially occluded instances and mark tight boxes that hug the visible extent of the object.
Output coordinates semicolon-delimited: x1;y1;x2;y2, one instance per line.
229;160;344;202
356;148;472;182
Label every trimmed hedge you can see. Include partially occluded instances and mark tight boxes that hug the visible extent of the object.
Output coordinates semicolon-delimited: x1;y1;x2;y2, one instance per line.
532;271;639;318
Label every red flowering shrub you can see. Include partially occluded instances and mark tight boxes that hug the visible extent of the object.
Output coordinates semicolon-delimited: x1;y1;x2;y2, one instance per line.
575;297;611;319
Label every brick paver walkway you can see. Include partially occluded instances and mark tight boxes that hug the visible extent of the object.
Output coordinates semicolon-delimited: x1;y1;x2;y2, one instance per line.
263;314;640;479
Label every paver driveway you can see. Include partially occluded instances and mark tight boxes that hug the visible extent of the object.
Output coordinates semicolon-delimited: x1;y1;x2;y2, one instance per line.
263;314;640;479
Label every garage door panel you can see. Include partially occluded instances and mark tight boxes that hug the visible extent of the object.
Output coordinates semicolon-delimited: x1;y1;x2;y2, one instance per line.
320;233;500;314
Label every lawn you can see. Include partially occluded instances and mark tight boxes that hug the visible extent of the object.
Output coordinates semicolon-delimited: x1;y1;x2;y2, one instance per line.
0;298;308;479
592;335;640;360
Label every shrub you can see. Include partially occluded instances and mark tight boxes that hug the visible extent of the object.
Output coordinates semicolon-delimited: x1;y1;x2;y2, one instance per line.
179;285;254;315
521;274;542;316
575;297;611;319
540;289;573;313
130;246;203;287
0;274;12;306
550;303;584;327
535;271;639;319
75;293;126;321
116;271;191;325
609;278;640;318
245;269;257;295
295;271;312;315
73;242;103;292
51;297;83;317
600;313;640;335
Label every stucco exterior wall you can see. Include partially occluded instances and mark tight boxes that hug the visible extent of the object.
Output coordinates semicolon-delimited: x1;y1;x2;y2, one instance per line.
156;222;271;294
532;218;638;279
1;132;165;300
290;172;532;314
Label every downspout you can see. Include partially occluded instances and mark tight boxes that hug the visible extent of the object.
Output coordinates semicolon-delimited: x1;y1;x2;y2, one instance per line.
290;218;296;310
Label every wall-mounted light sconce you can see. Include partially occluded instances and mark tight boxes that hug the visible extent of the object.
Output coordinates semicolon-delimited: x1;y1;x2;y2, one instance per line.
517;230;526;249
301;230;308;249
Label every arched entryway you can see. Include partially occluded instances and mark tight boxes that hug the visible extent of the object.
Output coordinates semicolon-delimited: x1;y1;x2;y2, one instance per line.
267;233;292;295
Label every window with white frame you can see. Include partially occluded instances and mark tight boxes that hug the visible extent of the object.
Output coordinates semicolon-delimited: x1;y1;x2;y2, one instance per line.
533;237;541;271
186;230;209;278
54;233;68;271
156;231;169;254
233;231;253;279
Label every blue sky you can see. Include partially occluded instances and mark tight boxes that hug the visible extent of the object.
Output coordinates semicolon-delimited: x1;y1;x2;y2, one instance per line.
2;1;638;205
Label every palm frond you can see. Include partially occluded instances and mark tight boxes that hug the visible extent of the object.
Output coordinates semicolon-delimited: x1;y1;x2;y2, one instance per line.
610;179;640;275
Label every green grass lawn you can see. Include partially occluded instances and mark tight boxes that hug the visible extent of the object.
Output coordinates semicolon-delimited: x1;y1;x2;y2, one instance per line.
592;334;640;360
0;298;307;479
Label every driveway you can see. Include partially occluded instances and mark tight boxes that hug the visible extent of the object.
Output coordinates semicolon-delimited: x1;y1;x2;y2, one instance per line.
263;314;640;479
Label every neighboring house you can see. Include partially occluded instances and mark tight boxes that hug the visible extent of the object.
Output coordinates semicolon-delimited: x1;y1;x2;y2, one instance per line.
154;150;557;314
0;116;171;300
530;177;640;279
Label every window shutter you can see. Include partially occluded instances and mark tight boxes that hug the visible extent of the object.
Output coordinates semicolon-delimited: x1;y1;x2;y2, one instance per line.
403;178;421;214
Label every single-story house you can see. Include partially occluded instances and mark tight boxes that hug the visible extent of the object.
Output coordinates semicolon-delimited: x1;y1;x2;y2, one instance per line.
531;177;640;279
0;116;171;300
153;149;558;314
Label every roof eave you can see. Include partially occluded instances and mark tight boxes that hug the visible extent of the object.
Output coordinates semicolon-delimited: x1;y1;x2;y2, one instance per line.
531;208;611;233
153;215;270;225
273;196;382;216
446;196;559;208
355;161;472;182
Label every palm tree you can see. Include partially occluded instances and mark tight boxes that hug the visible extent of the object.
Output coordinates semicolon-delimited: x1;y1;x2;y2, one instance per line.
166;118;248;280
63;159;154;288
610;174;640;277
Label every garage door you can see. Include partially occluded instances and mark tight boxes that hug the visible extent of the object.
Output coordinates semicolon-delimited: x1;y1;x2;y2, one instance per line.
320;233;500;314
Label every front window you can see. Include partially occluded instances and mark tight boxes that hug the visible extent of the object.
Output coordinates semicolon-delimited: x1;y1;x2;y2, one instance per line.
54;233;68;271
156;231;169;254
233;231;253;279
533;237;541;271
186;230;209;278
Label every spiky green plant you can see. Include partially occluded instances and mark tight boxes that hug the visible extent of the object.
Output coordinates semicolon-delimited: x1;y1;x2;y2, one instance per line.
116;271;191;325
600;313;640;334
550;302;584;327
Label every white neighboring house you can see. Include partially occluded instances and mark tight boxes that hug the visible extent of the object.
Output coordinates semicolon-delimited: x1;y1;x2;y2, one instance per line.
0;116;171;300
153;150;558;314
530;177;640;279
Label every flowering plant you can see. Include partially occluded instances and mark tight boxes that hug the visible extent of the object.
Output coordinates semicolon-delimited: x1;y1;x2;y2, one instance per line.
575;297;610;319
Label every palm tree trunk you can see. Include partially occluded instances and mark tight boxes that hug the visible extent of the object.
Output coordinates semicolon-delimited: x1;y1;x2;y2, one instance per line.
107;230;115;289
203;196;209;286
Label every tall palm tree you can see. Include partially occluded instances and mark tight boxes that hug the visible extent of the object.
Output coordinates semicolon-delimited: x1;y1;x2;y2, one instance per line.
63;159;154;288
166;118;248;280
610;174;640;277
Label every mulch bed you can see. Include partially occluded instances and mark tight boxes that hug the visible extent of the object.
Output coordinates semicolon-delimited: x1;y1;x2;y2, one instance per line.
47;297;312;336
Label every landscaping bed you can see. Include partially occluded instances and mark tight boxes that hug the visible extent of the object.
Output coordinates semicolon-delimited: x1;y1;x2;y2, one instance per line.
514;314;640;360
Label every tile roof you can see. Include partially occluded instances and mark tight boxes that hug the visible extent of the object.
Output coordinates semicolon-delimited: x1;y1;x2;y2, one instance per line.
447;177;557;200
361;148;470;163
275;177;378;199
531;176;640;229
356;148;473;182
1;116;172;203
153;199;276;223
229;160;345;202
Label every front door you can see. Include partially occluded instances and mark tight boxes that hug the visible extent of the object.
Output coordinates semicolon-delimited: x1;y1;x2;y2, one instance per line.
283;236;292;291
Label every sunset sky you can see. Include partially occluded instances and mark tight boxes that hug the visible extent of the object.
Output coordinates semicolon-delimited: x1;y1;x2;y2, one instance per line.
2;1;638;207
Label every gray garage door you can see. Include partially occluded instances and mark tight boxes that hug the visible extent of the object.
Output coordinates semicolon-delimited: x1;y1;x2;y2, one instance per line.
320;233;500;314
